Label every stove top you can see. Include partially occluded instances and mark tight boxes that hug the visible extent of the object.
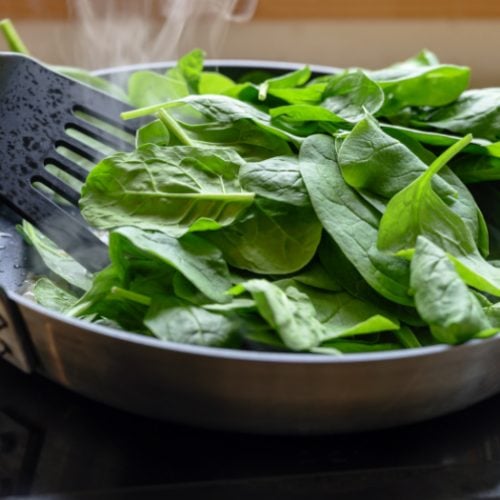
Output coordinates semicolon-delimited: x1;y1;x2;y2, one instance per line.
1;359;500;499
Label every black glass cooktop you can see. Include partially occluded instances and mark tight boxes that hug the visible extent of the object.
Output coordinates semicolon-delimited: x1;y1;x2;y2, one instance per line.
2;358;500;500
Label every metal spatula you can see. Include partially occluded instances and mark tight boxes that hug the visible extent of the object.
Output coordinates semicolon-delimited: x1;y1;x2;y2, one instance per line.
0;53;137;273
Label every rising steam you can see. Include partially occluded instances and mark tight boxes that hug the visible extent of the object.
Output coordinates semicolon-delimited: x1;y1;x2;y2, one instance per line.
67;0;258;69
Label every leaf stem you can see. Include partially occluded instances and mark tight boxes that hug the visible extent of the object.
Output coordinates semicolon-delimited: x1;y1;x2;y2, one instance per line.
110;287;152;306
121;101;178;120
425;133;472;180
0;19;30;55
157;109;194;146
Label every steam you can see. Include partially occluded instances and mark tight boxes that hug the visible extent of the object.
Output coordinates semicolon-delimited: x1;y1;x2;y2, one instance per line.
67;0;258;69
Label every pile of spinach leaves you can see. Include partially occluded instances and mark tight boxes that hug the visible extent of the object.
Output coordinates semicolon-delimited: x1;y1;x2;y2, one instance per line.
5;19;500;354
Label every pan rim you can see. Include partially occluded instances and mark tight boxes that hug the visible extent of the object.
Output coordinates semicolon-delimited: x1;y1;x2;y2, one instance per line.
92;58;343;77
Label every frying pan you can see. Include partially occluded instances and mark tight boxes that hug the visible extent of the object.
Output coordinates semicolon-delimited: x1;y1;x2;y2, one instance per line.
1;60;499;435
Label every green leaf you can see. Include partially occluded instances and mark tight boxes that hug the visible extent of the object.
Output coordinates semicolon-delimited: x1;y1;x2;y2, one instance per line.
128;71;189;108
122;94;303;147
110;227;232;304
279;283;400;340
68;264;150;333
299;134;412;305
367;51;470;113
287;260;343;292
19;221;93;291
33;277;78;313
207;199;322;275
136;119;170;147
230;279;324;351
144;297;240;347
270;104;346;124
410;236;490;344
450;154;500;183
413;89;500;141
258;66;312;100
338;115;457;200
340;118;489;255
394;325;422;349
80;144;253;235
239;155;311;207
199;72;235;94
321;70;385;123
318;236;423;326
377;135;474;254
264;85;326;105
177;48;205;93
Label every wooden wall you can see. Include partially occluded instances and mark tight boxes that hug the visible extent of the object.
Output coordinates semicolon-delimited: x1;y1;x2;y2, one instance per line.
3;0;500;20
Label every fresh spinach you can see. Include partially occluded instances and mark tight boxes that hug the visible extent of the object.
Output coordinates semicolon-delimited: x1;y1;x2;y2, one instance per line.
80;144;254;235
410;236;491;344
8;31;499;354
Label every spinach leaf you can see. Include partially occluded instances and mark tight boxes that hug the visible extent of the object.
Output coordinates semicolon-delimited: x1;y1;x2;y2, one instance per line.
318;236;423;327
279;282;400;340
199;72;235;94
340;117;488;254
394;325;423;349
110;227;232;304
270;104;346;126
263;85;326;105
257;66;312;101
381;123;499;157
122;94;303;148
80;144;253;235
321;70;385;123
176;48;205;93
136;119;170;147
32;277;78;313
128;71;189;108
299;134;412;305
68;264;150;333
230;279;324;351
367;50;470;113
207;199;322;274
19;221;93;291
144;297;240;347
451;154;500;184
413;89;500;141
239;155;310;207
377;135;475;254
338;115;457;200
410;236;491;344
286;260;343;292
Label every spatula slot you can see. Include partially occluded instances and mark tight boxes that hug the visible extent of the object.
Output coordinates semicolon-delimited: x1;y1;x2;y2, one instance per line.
56;136;107;163
67;119;134;153
45;151;89;183
31;173;80;206
72;108;136;143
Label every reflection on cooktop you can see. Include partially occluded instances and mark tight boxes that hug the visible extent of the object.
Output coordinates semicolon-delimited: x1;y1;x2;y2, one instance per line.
2;358;500;499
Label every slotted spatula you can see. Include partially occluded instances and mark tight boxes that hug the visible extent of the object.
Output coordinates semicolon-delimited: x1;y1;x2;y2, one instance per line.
0;53;137;273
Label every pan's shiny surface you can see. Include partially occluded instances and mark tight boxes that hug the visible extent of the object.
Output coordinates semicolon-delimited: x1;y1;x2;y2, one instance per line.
1;61;499;434
8;291;500;434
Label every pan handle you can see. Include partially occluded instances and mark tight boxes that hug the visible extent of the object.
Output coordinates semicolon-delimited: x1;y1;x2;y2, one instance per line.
0;288;35;373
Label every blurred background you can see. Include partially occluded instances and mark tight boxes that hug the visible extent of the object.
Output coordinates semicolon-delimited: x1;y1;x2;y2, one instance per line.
1;0;500;87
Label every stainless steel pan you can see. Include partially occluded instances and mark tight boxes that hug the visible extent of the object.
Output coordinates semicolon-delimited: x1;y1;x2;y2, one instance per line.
1;60;499;435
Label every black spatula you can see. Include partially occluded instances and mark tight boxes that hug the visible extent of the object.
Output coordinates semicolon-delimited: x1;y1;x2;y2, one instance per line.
0;53;137;273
